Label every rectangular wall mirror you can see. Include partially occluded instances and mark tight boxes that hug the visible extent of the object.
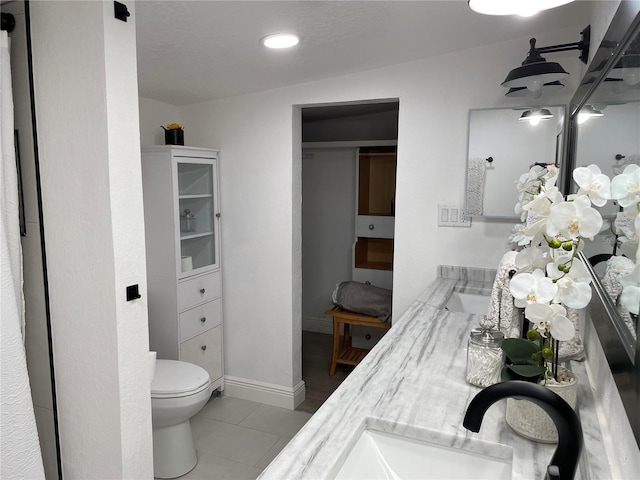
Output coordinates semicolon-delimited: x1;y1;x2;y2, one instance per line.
465;105;566;218
566;1;640;447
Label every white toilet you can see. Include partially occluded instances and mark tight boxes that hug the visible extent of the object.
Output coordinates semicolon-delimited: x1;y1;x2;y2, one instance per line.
151;359;212;479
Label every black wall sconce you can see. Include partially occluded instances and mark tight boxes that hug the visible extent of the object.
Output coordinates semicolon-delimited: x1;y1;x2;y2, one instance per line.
502;26;591;98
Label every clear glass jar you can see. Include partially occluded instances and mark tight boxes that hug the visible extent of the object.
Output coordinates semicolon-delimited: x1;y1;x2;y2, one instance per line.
180;209;196;233
466;316;504;387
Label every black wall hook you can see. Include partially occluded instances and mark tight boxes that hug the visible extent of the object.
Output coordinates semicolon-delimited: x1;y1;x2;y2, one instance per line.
485;156;494;163
1;12;16;32
114;2;130;22
615;154;626;160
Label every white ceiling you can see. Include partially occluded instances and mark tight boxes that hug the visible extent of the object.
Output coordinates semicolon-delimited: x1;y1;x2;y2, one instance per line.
135;0;592;106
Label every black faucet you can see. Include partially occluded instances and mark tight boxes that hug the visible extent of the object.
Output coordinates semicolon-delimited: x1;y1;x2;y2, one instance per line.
463;381;583;480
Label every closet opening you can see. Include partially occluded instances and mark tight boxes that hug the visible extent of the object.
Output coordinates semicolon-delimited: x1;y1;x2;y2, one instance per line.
296;100;399;414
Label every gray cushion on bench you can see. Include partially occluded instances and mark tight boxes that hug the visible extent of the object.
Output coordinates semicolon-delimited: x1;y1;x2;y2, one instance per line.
331;281;392;322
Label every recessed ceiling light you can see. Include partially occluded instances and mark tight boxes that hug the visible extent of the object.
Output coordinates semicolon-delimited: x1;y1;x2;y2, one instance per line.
260;33;301;49
468;0;574;16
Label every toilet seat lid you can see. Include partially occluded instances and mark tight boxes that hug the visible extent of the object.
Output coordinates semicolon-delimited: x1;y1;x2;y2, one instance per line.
151;359;210;397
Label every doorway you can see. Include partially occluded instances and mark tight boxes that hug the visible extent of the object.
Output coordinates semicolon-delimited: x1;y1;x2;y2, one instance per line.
297;100;399;413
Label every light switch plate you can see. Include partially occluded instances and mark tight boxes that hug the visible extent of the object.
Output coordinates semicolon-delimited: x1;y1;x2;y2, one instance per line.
438;205;471;227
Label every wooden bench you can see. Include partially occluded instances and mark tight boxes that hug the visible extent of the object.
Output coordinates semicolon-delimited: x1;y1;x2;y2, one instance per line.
325;306;391;375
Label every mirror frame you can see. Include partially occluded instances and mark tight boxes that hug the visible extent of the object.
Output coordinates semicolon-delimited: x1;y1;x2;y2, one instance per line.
566;0;640;447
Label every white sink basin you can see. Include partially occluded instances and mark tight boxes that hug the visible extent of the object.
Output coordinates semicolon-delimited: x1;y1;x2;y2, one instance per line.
445;291;491;315
334;422;512;480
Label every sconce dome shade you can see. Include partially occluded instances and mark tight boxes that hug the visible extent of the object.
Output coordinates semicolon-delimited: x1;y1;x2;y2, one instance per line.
502;61;569;89
609;54;640;86
505;80;564;97
519;109;554;123
468;0;574;16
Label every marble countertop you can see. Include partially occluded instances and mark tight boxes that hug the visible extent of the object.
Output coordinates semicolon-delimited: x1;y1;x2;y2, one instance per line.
259;267;611;479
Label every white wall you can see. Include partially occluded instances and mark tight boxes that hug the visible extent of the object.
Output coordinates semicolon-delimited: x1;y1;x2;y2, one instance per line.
30;2;153;478
301;148;357;329
143;26;586;398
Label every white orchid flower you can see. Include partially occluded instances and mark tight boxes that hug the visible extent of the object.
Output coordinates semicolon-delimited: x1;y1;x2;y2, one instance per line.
516;166;546;192
546;258;593;309
510;269;558;308
524;303;576;342
546;195;603;240
523;186;562;216
573;165;611;207
523;216;548;245
620;265;640;315
611;164;640;208
509;223;534;247
515;246;550;272
619;234;639;261
636;214;640;264
542;165;559;188
614;208;640;261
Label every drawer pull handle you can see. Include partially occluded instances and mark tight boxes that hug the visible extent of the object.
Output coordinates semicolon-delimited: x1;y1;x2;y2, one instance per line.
200;317;207;323
200;288;206;295
201;345;207;351
368;224;375;230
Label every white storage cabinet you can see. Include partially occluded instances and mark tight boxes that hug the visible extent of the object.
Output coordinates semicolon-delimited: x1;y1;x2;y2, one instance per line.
352;147;396;289
141;146;224;391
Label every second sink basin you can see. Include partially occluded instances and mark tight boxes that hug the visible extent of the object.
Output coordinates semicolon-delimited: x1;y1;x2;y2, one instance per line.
333;419;512;479
445;291;491;315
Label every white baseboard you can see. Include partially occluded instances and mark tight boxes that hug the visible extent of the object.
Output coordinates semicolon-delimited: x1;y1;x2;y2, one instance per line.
302;315;332;334
224;376;306;410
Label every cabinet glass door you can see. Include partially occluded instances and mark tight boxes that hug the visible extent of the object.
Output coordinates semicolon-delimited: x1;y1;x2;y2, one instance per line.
176;160;218;276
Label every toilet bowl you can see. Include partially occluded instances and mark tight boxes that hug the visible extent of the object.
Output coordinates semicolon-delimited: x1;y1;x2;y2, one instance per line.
151;359;212;479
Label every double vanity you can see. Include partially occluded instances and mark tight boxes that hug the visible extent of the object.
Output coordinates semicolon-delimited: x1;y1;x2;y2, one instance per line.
259;266;621;480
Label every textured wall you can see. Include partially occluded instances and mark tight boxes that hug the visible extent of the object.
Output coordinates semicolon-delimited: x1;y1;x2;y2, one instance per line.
29;2;153;477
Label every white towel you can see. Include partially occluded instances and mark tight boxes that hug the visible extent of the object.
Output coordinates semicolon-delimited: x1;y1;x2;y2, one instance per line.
466;158;486;216
558;307;585;361
487;251;521;338
603;255;637;341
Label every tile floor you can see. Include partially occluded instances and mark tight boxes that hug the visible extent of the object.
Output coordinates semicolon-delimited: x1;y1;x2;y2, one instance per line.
174;331;355;479
180;395;312;480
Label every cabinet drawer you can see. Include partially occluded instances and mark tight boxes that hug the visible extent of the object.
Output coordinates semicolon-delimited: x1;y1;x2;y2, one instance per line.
352;268;393;290
355;216;394;238
178;271;221;311
179;299;222;343
180;326;223;383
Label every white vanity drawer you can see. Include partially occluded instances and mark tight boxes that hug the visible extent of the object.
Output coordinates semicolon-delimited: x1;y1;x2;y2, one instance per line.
180;326;223;383
179;299;222;342
178;271;221;311
355;216;394;238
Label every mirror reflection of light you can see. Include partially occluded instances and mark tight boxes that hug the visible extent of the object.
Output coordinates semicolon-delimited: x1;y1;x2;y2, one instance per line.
577;114;590;124
519;108;553;125
577;105;604;124
526;77;544;92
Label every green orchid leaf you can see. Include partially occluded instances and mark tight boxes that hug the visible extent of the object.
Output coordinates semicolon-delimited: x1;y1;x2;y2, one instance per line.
501;338;539;364
506;364;547;378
